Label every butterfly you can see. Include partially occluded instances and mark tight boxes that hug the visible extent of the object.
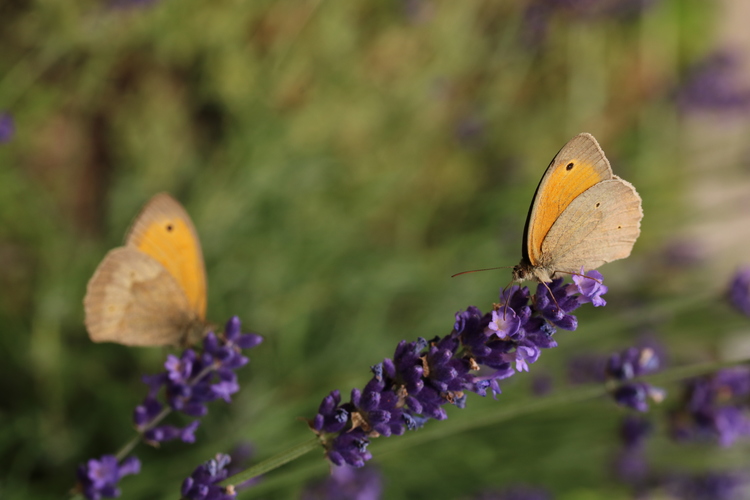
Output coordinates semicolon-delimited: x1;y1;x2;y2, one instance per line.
84;193;208;346
511;133;643;283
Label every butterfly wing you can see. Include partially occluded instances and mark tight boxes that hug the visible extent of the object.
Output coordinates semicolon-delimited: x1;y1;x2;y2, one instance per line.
84;247;200;346
523;133;614;267
538;178;643;274
125;193;207;320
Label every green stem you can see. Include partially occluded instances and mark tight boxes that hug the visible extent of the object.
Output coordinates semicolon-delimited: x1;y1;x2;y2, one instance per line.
230;356;750;496
221;437;321;487
644;358;750;386
382;357;750;457
116;363;217;461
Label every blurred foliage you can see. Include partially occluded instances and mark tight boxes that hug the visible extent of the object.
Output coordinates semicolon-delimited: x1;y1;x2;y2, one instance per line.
3;0;750;498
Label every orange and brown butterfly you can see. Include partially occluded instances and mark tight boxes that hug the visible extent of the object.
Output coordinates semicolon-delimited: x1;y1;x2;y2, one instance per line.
84;193;209;347
511;133;643;283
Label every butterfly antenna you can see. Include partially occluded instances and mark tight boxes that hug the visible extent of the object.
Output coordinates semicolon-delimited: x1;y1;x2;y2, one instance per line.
451;266;511;278
500;278;515;320
539;280;562;312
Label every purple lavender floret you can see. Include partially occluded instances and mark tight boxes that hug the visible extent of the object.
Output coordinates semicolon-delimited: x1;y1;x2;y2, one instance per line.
301;464;383;500
181;453;237;500
326;428;373;468
606;346;664;412
310;271;608;467
728;267;750;317
571;269;608;306
607;347;660;380
535;278;580;330
76;455;140;500
670;367;750;447
133;316;262;443
133;397;163;427
0;113;14;144
144;420;201;444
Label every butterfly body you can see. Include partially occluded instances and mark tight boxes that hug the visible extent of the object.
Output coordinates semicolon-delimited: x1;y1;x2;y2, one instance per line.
512;133;643;283
84;193;208;346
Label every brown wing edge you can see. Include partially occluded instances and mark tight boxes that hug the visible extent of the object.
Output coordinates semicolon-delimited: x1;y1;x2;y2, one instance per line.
83;247;199;346
543;177;643;275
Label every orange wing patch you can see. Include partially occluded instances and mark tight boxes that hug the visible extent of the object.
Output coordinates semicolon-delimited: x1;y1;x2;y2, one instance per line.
528;158;610;265
131;216;207;320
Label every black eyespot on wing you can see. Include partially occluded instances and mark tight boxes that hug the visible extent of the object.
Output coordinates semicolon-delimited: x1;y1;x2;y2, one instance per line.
595;202;601;208
166;223;174;232
566;162;575;171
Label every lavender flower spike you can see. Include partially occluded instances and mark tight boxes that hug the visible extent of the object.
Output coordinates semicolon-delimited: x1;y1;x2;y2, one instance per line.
728;267;750;317
301;464;383;500
310;271;608;467
182;453;236;500
0;113;13;144
676;51;750;113
606;346;665;412
670;367;750;447
76;455;141;500
133;316;263;444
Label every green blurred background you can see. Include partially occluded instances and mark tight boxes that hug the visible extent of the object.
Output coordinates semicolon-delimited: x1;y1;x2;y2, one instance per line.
3;0;750;498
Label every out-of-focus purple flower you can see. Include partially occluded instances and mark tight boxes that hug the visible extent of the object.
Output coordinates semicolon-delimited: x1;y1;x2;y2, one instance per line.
670;367;750;447
614;448;650;486
606;347;664;412
660;238;706;268
567;354;608;385
226;442;261;491
133;397;163;427
310;273;608;467
619;414;652;449
607;347;660;380
301;464;383;500
611;382;665;412
613;415;652;485
76;455;140;500
664;471;748;500
532;372;553;396
728;267;750;317
570;339;666;410
0;113;13;144
134;317;262;443
676;51;750;113
181;454;236;500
